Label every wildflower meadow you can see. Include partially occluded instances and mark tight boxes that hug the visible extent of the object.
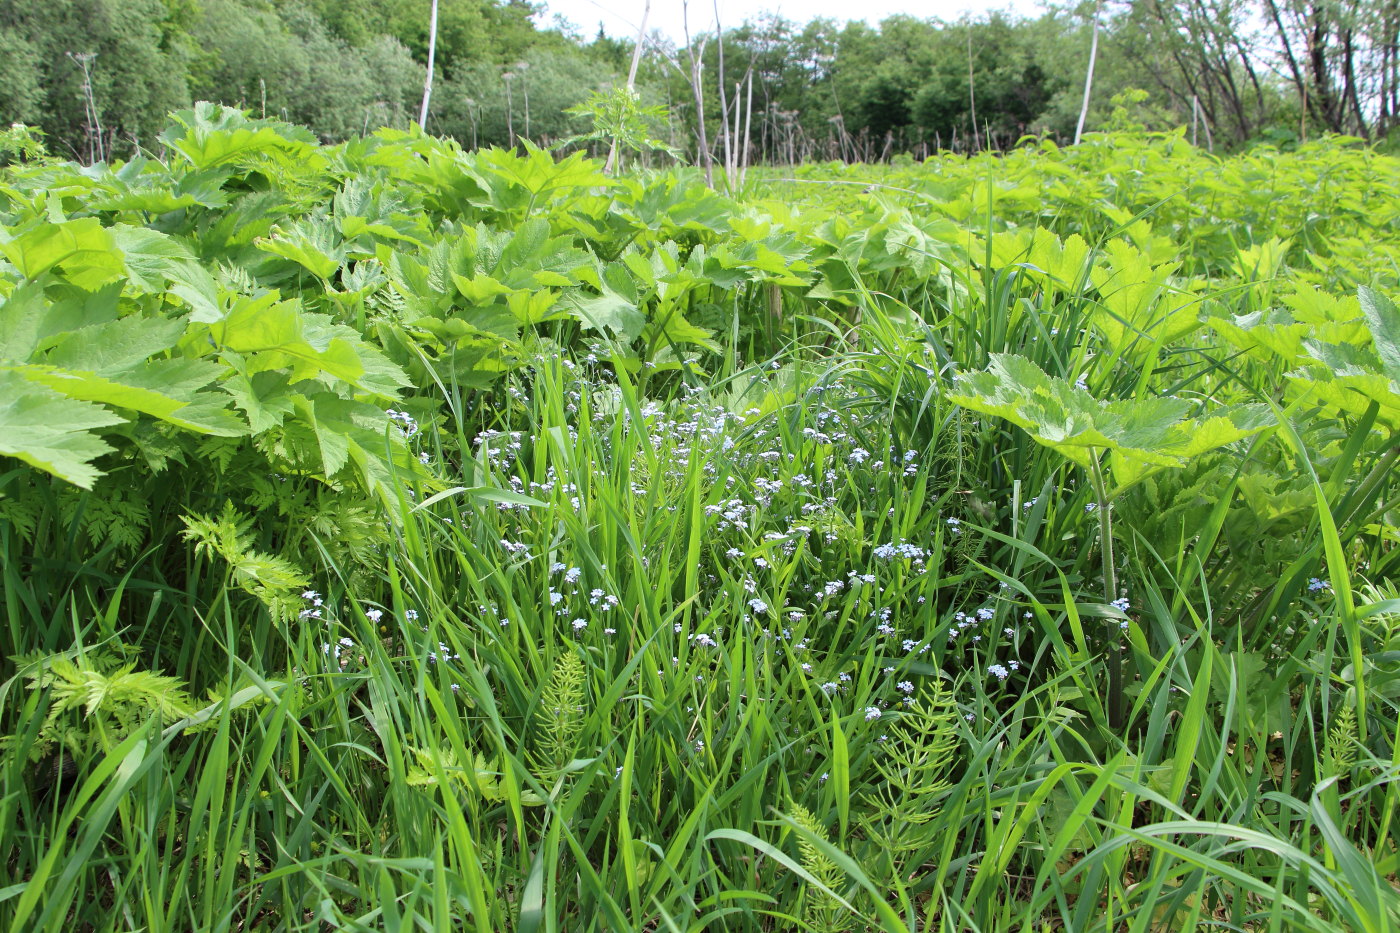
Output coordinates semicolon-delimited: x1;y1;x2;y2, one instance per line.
1;107;1398;930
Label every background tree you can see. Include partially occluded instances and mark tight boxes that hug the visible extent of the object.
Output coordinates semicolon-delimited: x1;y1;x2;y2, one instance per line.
2;0;1397;163
191;1;423;140
0;0;194;159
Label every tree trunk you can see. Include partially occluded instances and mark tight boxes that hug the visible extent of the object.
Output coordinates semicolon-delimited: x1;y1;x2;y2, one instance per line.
1075;1;1101;145
418;0;439;129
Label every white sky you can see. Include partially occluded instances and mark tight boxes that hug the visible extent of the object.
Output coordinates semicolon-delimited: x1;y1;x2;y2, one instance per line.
536;0;1048;43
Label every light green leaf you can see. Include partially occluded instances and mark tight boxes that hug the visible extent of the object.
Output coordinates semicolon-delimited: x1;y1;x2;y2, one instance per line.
8;360;237;433
451;273;514;304
159;102;318;171
951;354;1191;470
222;370;296;433
956;356;1275;490
1173;405;1274;458
210;293;409;394
0;218;125;291
0;370;123;488
44;316;184;373
566;288;645;342
108;225;221;322
1358;286;1400;381
256;217;346;280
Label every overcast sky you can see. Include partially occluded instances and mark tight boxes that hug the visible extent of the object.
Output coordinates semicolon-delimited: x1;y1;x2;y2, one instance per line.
535;0;1047;43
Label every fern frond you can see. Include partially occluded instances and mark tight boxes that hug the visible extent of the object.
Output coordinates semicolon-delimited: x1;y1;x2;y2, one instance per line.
181;502;308;614
20;649;198;755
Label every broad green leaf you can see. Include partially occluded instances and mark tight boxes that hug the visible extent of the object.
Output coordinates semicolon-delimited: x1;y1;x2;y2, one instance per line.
43;315;184;373
256;217;346;280
8;359;241;435
1294;288;1400;426
299;315;412;395
222;370;296;433
213;292;303;352
289;394;421;496
0;281;106;361
466;142;611;216
1299;370;1400;426
1088;239;1200;354
1029;229;1091;288
1172;405;1274;458
210;293;409;394
0;370;123;488
333;177;427;248
451;273;514;303
1114;404;1274;487
950;354;1190;471
643;297;720;354
1358;286;1400;381
566;287;644;341
159;102;318;171
952;355;1268;489
1231;237;1291;282
0;218;125;291
107;225;220;321
506;289;560;328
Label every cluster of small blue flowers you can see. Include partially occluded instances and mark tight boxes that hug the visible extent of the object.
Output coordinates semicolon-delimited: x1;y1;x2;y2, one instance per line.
427;642;459;663
872;541;928;564
300;590;363;669
547;562;621;636
385;409;419;437
1109;597;1133;630
473;429;525;467
299;589;324;620
323;637;355;666
452;364;1022;742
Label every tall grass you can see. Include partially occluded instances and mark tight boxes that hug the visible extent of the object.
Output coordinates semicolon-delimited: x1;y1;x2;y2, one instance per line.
5;317;1397;930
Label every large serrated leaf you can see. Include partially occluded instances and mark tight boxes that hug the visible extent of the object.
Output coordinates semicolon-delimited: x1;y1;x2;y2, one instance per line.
952;354;1270;488
0;282;92;361
0;371;124;488
210;293;407;394
951;354;1189;468
290;394;420;496
256;217;346;280
108;225;221;322
222;371;296;433
1358;286;1400;382
159;102;318;171
565;287;644;342
44;316;184;373
0;218;126;291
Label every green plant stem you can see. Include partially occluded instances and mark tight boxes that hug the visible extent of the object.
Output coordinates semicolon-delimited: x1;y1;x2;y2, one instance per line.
1337;439;1400;535
1088;454;1124;730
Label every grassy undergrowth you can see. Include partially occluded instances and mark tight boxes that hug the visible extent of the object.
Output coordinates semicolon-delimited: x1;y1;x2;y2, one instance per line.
1;111;1398;930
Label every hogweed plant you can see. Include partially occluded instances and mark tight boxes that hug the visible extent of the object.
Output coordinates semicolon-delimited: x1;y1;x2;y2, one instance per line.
950;353;1273;727
557;86;681;175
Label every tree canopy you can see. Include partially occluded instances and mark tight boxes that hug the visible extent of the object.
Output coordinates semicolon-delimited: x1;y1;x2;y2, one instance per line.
2;0;1396;163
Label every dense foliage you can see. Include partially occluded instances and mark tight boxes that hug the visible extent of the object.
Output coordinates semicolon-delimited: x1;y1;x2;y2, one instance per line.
1;109;1398;930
